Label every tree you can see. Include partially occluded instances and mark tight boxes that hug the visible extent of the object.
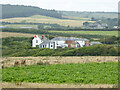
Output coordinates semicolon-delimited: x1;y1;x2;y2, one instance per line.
101;36;117;44
83;22;89;26
91;17;96;21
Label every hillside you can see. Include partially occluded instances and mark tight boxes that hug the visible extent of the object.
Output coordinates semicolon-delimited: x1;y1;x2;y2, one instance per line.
1;4;62;19
2;4;118;20
1;4;117;28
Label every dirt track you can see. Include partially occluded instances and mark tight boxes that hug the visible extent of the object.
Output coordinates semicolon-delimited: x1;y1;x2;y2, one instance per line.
2;82;117;88
2;56;118;68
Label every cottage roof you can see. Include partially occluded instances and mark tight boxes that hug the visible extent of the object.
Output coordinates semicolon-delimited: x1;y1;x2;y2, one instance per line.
51;37;66;41
40;40;50;45
51;37;89;41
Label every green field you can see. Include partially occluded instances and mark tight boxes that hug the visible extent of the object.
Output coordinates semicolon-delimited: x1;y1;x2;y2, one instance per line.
0;15;95;27
2;62;118;84
49;31;118;37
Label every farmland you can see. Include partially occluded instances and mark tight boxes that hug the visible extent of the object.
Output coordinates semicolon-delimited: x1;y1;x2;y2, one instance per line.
2;56;118;88
2;62;118;84
2;32;37;38
0;15;95;27
49;31;118;37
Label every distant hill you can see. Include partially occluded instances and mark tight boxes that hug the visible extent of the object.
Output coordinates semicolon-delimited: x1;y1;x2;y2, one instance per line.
1;4;63;19
59;11;118;19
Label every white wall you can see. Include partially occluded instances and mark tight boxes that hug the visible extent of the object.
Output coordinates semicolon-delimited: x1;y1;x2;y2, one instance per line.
77;41;85;47
32;35;42;47
57;41;65;45
50;40;65;49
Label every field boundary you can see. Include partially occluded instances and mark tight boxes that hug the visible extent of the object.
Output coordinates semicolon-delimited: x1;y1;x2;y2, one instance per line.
2;56;118;68
2;82;117;88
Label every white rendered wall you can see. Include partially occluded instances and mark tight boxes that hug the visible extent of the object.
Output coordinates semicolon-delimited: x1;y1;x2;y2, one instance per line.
77;41;85;47
32;35;42;47
46;43;49;48
57;41;65;45
51;40;65;49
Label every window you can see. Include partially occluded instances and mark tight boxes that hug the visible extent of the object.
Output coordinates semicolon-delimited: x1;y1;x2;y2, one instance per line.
36;40;38;43
51;45;53;47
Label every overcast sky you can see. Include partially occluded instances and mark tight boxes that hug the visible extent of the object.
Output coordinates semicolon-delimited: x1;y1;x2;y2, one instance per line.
0;0;119;12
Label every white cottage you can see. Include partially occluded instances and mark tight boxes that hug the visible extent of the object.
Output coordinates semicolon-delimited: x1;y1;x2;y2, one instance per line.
32;35;89;49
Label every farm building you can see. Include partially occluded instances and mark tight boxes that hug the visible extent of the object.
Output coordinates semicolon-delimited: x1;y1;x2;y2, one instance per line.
0;26;8;28
18;27;37;29
90;41;102;46
32;35;89;49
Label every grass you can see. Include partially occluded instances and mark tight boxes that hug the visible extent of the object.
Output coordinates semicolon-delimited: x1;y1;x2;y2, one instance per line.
2;62;118;84
0;15;95;27
49;31;118;37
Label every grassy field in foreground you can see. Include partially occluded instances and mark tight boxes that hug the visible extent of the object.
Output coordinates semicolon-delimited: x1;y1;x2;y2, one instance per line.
49;31;118;37
2;62;118;84
0;15;95;27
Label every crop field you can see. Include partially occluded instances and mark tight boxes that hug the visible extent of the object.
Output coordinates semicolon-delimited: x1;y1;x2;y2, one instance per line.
2;62;118;84
2;32;37;38
2;56;118;88
49;31;118;36
0;15;95;27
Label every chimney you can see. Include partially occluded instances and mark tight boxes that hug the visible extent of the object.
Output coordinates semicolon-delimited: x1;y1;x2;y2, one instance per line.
47;35;49;40
56;35;59;37
42;35;44;39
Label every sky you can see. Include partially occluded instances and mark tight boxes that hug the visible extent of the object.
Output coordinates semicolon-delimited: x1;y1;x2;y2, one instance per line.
0;0;119;12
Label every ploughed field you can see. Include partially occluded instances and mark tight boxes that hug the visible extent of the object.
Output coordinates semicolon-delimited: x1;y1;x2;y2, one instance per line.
2;56;118;88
